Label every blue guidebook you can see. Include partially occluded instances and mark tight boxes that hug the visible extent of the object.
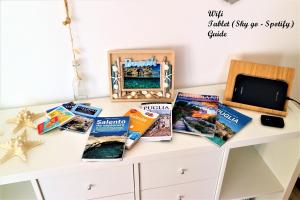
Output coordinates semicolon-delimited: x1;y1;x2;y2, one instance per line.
205;103;252;147
82;116;130;161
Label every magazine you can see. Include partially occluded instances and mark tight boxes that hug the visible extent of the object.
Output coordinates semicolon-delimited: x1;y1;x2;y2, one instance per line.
172;92;219;137
82;117;130;161
205;103;252;146
140;103;172;141
124;108;159;149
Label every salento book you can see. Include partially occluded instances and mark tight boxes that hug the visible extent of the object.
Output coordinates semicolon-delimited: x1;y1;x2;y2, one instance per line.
172;92;219;137
124;108;159;149
205;103;252;147
82;117;130;161
140;103;172;141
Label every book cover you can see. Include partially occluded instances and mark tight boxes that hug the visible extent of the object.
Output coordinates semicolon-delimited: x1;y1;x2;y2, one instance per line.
205;103;252;147
124;108;159;148
172;92;219;137
140;103;172;141
82;117;130;161
60;115;94;133
47;106;75;125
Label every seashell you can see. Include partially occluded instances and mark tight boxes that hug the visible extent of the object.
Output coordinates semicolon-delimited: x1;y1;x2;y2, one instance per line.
73;48;81;54
145;94;152;98
112;94;118;99
112;65;118;72
127;95;133;99
166;93;171;98
157;92;163;97
72;59;80;67
163;82;169;88
142;91;148;95
113;84;119;90
130;91;136;96
164;64;169;71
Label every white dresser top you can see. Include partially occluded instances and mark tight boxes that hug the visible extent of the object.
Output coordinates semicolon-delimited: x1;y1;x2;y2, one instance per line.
0;84;299;185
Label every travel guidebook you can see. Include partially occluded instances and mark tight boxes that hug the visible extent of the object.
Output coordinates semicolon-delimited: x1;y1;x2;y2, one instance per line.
124;108;159;148
172;92;219;137
82;117;130;161
140;103;172;141
205;103;252;147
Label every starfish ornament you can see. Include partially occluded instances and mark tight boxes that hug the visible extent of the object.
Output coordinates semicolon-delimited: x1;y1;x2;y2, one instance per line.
7;109;44;133
0;130;43;164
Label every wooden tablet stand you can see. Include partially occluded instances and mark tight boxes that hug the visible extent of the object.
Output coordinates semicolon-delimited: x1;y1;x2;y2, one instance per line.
223;60;295;116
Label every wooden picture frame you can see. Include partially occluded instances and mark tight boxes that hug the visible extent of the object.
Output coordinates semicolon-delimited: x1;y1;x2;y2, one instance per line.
108;49;175;102
223;60;295;116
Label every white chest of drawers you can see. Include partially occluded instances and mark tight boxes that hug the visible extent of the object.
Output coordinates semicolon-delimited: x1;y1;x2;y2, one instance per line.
38;165;134;200
139;150;222;200
0;84;299;200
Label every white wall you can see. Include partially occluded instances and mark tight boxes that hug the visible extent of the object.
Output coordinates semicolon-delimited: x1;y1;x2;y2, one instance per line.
0;0;299;108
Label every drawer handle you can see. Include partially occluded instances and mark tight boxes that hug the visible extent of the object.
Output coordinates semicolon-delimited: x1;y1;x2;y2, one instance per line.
87;184;94;191
177;168;187;175
177;194;184;200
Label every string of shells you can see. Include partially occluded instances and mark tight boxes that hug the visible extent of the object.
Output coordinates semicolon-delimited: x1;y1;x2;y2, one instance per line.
112;91;172;100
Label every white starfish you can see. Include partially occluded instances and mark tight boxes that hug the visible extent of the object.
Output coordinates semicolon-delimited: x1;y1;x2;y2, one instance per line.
0;130;43;164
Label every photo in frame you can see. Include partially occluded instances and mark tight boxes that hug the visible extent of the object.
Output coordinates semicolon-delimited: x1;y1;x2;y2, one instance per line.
108;50;175;102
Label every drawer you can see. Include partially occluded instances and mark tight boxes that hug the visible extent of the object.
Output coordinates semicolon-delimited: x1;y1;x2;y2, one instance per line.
140;150;222;189
38;165;134;200
93;193;134;200
141;179;217;200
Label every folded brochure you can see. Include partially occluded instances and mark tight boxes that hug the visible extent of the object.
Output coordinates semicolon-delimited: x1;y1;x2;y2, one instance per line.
38;106;75;134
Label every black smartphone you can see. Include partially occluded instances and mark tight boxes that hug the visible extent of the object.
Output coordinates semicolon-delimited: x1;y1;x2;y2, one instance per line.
232;74;288;111
261;115;284;128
